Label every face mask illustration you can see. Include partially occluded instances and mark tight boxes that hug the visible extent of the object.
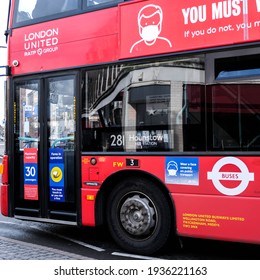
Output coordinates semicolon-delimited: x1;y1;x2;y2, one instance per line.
167;161;178;176
130;4;172;53
140;24;160;43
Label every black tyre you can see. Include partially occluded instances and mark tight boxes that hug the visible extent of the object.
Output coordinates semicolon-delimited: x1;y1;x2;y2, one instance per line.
106;176;173;255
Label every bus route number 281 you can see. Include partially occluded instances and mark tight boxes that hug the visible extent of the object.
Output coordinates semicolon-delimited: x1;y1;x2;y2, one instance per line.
110;134;125;148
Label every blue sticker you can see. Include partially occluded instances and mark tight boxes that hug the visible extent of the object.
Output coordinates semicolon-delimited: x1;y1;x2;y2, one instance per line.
24;163;38;185
165;157;199;185
50;187;65;202
49;148;65;202
49;148;64;163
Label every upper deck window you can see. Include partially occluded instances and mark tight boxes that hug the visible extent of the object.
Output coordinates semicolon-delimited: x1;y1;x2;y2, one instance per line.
14;0;125;26
15;0;79;23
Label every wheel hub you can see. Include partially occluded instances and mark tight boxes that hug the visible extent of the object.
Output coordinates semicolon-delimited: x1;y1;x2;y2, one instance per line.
120;194;155;236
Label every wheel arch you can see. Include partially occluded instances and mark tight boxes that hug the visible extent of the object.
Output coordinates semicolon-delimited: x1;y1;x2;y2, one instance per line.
95;169;176;229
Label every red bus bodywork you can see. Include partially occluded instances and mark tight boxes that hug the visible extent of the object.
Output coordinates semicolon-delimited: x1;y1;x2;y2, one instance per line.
2;0;260;254
9;0;260;75
81;154;260;243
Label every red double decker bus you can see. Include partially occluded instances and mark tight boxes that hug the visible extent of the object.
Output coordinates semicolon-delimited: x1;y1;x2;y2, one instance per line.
1;0;260;255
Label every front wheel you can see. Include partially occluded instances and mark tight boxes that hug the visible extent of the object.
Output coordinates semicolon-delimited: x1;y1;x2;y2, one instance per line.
106;177;173;255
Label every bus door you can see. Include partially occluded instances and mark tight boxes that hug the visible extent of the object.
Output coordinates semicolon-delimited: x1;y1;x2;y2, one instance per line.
13;75;78;223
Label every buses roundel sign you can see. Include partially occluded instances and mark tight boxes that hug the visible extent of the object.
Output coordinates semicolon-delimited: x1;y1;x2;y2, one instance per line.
207;157;254;196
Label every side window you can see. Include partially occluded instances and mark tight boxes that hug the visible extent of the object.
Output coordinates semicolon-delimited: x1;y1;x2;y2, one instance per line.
32;0;79;18
85;0;119;7
82;56;206;152
14;0;129;25
208;84;260;151
206;50;260;151
82;66;124;152
126;85;171;151
183;84;205;151
15;0;79;24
